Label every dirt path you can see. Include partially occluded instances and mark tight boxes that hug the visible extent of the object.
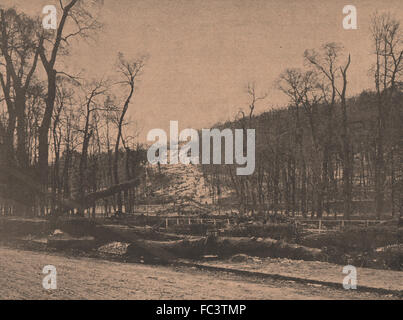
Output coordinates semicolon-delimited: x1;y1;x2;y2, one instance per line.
197;257;403;293
0;247;397;300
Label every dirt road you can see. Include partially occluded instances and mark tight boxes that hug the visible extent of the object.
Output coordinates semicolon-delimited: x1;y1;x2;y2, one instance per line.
0;247;397;300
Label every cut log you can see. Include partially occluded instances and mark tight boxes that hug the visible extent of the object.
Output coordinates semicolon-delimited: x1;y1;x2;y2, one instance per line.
47;229;96;250
101;224;183;242
126;236;325;262
127;237;207;263
208;237;324;260
47;237;96;250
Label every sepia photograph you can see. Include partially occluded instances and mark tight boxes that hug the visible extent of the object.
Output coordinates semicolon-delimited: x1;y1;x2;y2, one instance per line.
0;0;402;304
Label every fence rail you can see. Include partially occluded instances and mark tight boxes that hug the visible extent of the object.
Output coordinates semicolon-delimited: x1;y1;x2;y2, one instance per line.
292;218;389;233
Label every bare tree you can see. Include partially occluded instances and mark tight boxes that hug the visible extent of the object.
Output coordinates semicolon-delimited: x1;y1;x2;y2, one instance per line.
76;80;108;215
246;82;267;120
0;8;43;215
370;12;402;218
304;43;352;218
37;0;102;206
113;53;145;214
0;9;41;168
278;68;325;217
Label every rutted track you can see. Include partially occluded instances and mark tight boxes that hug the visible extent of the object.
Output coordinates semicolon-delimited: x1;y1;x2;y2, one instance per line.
174;261;403;298
0;247;399;300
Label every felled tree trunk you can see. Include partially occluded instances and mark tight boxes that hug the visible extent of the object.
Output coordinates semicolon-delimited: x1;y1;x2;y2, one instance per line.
126;236;325;263
101;224;184;242
84;178;140;204
127;238;207;263
210;237;324;261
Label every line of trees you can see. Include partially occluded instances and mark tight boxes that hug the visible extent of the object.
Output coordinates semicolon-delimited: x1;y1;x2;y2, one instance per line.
0;1;148;217
0;4;401;220
202;12;402;220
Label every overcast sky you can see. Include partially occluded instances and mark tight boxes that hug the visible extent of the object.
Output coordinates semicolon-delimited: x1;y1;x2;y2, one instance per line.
3;0;403;142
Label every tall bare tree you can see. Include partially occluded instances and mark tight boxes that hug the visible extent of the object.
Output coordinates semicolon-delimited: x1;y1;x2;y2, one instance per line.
304;43;352;218
37;0;102;205
113;53;145;214
370;12;402;218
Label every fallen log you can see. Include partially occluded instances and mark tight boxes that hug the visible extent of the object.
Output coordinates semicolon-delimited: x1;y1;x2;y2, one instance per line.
126;236;326;263
0;165;140;213
47;237;96;250
85;178;140;203
210;237;325;261
127;237;207;263
101;224;183;242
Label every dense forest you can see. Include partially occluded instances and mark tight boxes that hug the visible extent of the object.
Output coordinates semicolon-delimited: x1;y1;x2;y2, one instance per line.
201;27;402;220
0;1;402;220
202;88;402;219
0;2;150;217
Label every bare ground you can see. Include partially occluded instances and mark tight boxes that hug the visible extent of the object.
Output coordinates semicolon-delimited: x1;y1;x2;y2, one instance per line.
196;257;403;293
0;247;399;300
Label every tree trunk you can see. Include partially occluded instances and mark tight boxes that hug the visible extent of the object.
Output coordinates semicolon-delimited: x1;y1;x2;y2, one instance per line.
38;69;57;213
